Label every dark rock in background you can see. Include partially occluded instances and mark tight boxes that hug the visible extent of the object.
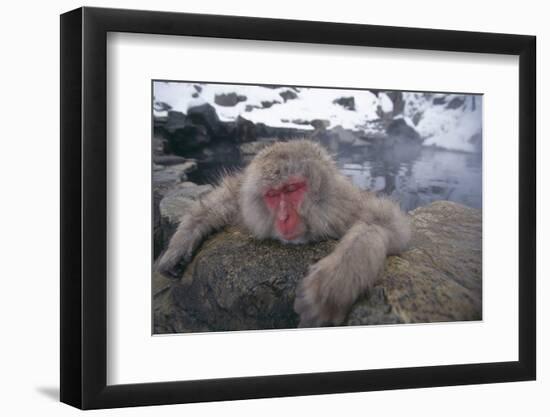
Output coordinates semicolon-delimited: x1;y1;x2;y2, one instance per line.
446;96;465;110
261;100;281;108
310;119;330;130
187;103;225;137
214;92;247;107
153;101;172;112
245;104;261;112
235;116;258;143
412;111;423;126
279;90;298;102
385;91;405;116
291;119;313;126
153;201;482;333
386;118;421;142
163;111;211;153
333;96;356;111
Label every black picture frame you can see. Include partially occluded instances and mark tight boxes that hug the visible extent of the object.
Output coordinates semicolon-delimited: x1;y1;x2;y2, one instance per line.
60;6;536;410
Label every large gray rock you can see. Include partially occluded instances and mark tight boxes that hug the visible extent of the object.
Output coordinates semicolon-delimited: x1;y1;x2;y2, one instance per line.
154;201;482;333
152;163;199;258
158;182;214;251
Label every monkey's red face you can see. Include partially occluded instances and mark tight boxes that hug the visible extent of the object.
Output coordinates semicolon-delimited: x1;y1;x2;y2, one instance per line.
263;177;308;242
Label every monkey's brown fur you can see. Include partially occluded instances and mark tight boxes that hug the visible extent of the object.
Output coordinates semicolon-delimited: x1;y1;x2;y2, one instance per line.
157;140;411;327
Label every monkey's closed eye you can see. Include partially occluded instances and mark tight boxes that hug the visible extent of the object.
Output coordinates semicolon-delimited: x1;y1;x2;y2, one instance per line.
265;190;280;198
284;184;302;193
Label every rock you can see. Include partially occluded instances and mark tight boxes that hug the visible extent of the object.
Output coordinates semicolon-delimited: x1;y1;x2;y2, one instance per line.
153;155;190;166
386;118;422;142
245;104;261;112
386;91;405;116
280;90;298;102
251;123;312;141
261;100;280;109
187;103;225;137
412;111;423;126
164;111;211;153
313;125;369;147
158;182;214;250
153;201;482;333
446;96;465;110
469;132;483;153
152;136;167;156
291;119;313;126
310;119;330;130
164;111;189;132
259;85;284;89
328;125;362;145
214;92;247;107
153;101;172;112
152;161;197;189
235;116;257;142
333;96;356;111
348;201;482;325
152;163;200;258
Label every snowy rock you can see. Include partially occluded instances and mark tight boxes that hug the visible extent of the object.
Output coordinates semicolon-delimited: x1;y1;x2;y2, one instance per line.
332;96;356;111
214;92;247;107
154;82;482;153
261;100;281;108
279;90;298;102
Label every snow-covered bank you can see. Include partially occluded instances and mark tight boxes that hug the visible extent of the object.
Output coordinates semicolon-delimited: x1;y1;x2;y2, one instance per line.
403;93;482;153
153;81;482;153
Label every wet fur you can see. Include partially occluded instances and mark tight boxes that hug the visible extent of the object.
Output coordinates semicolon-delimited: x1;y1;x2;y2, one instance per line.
157;140;411;326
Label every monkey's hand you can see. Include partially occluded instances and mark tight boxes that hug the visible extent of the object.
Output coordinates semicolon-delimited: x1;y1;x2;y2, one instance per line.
155;244;192;279
294;254;352;327
155;214;204;278
156;175;242;279
294;222;389;327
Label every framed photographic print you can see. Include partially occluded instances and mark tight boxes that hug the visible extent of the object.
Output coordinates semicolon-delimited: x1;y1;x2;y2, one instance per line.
60;6;536;410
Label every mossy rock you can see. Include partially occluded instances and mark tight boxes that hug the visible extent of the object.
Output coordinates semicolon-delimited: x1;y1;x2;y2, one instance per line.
154;201;482;333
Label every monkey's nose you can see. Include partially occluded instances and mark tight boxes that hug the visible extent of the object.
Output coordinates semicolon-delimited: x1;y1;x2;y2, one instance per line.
278;201;290;221
278;209;289;222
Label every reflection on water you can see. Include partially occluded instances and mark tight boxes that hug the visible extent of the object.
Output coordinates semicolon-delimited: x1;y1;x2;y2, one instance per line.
336;143;482;211
188;140;482;212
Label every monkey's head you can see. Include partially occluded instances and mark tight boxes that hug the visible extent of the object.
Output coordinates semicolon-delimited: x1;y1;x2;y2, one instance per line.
240;140;344;243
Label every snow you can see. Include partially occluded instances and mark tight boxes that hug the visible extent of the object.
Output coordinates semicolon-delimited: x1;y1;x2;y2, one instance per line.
403;93;483;152
154;81;383;131
153;82;483;153
378;92;394;113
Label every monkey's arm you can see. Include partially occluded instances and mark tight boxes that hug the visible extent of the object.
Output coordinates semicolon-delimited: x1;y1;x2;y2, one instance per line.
294;197;411;327
156;175;242;277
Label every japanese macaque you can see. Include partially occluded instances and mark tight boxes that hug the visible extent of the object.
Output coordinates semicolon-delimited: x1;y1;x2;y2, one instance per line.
157;140;411;327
